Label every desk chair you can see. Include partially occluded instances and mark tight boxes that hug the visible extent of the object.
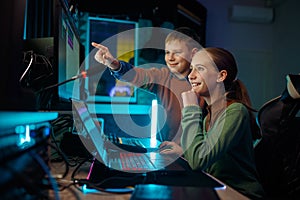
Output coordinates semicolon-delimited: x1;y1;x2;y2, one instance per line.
254;75;300;199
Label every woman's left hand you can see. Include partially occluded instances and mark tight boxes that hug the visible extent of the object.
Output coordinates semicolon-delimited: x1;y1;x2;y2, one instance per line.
181;90;199;107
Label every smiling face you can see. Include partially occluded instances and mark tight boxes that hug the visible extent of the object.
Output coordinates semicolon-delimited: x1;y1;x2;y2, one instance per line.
188;50;227;104
164;40;193;78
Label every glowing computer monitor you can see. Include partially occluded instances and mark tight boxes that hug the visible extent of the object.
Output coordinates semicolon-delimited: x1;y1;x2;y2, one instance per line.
55;0;81;102
85;17;138;103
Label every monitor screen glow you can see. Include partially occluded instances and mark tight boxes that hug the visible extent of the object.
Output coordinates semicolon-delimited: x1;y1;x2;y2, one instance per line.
57;6;81;101
85;17;138;103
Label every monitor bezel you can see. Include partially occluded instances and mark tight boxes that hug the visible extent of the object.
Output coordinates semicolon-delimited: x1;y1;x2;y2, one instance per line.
53;0;83;106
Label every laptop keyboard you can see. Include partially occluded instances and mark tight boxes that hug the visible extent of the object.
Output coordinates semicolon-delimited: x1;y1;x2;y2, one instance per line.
120;153;156;171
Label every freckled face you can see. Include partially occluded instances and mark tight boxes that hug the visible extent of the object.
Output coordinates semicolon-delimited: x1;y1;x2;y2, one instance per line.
188;51;219;97
165;40;193;77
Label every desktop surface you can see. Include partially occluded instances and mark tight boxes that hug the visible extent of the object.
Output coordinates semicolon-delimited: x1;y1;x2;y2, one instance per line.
49;158;248;200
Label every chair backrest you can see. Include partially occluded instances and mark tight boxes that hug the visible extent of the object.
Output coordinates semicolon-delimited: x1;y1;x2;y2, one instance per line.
254;96;300;199
256;96;282;138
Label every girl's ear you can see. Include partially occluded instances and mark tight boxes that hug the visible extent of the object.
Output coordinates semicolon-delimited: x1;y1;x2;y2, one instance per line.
217;70;227;82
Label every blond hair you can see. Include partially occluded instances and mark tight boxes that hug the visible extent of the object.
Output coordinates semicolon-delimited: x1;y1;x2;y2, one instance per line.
165;27;201;49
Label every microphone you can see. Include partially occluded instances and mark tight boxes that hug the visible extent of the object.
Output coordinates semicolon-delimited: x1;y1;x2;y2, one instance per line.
72;67;103;79
36;67;102;93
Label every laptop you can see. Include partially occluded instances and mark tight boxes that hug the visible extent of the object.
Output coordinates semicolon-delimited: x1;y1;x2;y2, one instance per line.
71;99;186;173
72;99;225;193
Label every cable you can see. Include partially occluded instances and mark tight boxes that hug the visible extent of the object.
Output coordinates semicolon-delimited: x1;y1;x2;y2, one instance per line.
30;151;60;200
19;51;34;82
49;114;77;166
74;172;147;193
71;157;93;181
56;179;76;191
74;177;135;194
48;142;70;179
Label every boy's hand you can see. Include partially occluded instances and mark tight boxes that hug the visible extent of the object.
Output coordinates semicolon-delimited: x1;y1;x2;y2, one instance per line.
92;42;120;70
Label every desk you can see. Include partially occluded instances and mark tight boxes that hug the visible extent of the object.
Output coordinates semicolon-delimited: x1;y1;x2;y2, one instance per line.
49;161;248;200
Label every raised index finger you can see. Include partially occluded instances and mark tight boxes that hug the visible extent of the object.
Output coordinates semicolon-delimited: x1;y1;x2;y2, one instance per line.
91;42;103;49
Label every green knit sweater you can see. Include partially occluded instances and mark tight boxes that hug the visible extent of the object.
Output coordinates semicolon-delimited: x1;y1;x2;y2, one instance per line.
181;103;265;199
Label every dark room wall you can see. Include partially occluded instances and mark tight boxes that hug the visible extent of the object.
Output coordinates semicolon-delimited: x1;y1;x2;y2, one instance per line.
0;1;37;111
198;0;300;109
